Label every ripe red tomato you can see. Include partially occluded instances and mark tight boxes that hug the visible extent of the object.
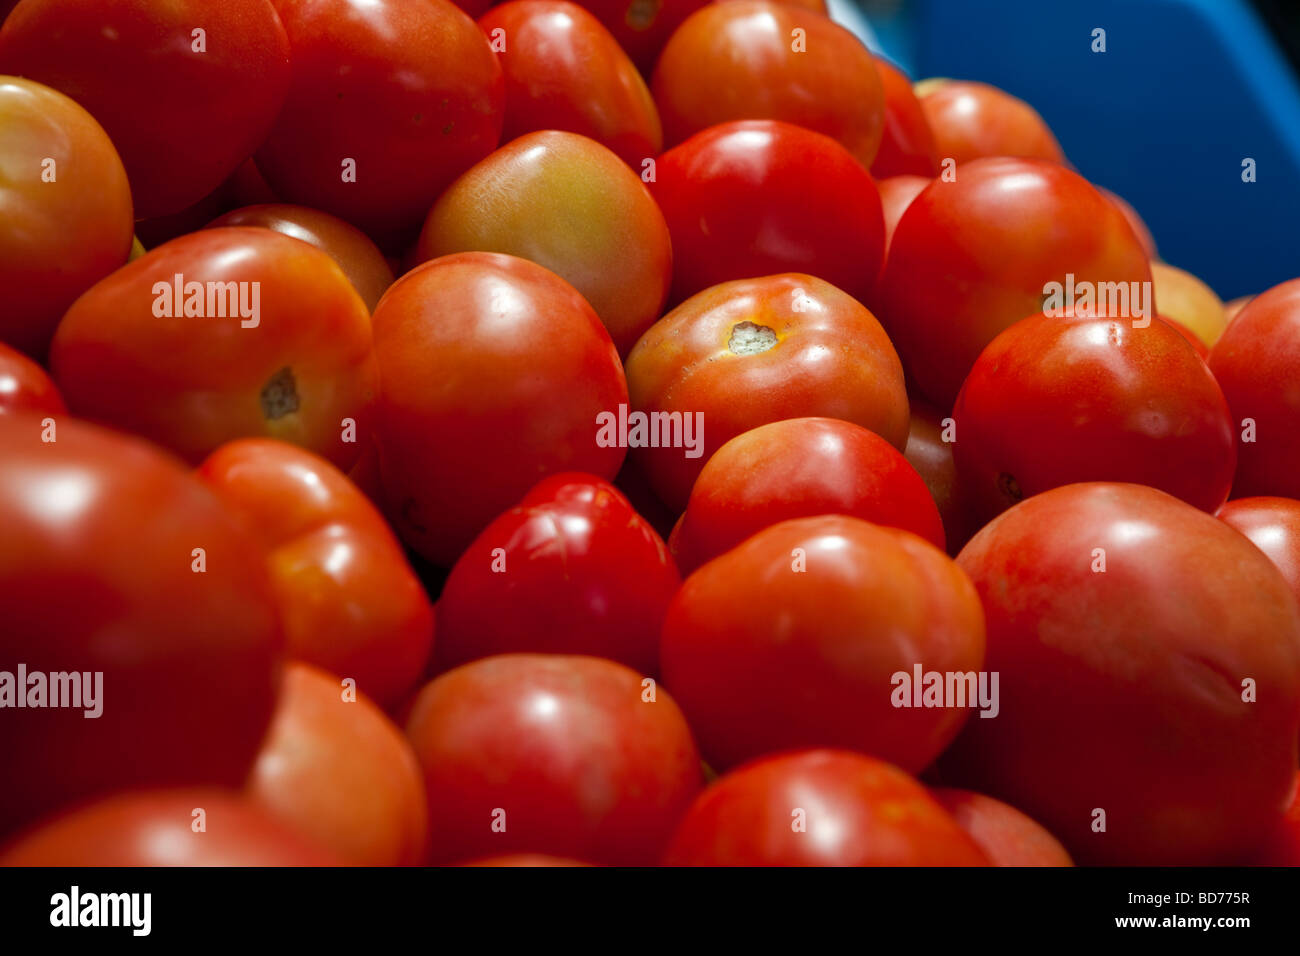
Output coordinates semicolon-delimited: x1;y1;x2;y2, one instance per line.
652;120;885;306
918;79;1064;166
930;787;1073;866
664;750;989;866
417;130;671;355
903;399;978;555
0;340;65;416
246;662;428;866
626;273;909;511
1250;771;1300;866
256;0;504;242
197;438;434;709
669;417;944;574
371;252;628;566
1209;278;1300;498
652;1;885;167
878;157;1153;408
0;418;283;837
1100;186;1157;258
0;0;291;219
945;483;1300;865
953;311;1235;521
435;474;678;676
575;0;707;75
405;654;703;864
479;1;662;167
661;515;985;773
1216;497;1300;606
0;76;132;357
878;174;930;255
870;59;939;179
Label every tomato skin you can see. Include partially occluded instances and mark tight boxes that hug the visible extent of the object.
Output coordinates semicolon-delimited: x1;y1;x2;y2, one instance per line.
435;474;678;676
0;418;283;837
945;483;1300;865
197;439;434;709
952;311;1235;522
903;399;978;555
1151;260;1226;348
662;515;985;773
479;1;662;167
870;59;940;179
1209;279;1300;498
0;0;290;219
246;663;429;866
918;80;1064;166
930;788;1073;867
664;750;989;866
405;654;704;865
626;273;909;511
878;174;930;256
0;340;65;416
575;0;707;75
0;77;132;358
50;228;376;470
652;120;885;306
0;790;338;866
371;252;628;567
652;2;885;168
1250;771;1300;865
878;157;1153;409
670;417;944;574
256;0;504;242
1216;497;1300;607
1099;186;1157;259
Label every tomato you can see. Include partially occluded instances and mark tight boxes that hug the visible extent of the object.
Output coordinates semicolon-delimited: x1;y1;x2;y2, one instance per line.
0;340;65;417
669;417;944;574
662;515;985;773
930;788;1073;866
918;79;1064;166
405;654;703;864
0;0;290;219
1216;497;1300;606
479;1;661;167
952;311;1235;522
0;77;132;358
878;174;930;255
651;120;885;306
50;227;376;470
944;483;1300;865
877;157;1153;409
208;204;395;313
0;418;283;837
0;790;337;866
1224;294;1253;322
1100;186;1157;258
1209;278;1300;498
371;252;627;566
575;0;707;74
417;130;671;355
663;750;989;866
1160;314;1210;359
1151;260;1226;348
652;1;885;168
246;662;428;866
197;439;434;709
870;58;939;179
1250;772;1300;866
626;273;909;511
903;399;978;555
256;0;504;242
435;474;678;676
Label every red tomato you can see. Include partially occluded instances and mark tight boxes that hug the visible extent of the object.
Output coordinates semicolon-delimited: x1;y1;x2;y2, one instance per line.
945;483;1300;865
670;417;944;574
878;174;930;255
256;0;504;242
662;515;985;773
664;750;989;866
246;662;428;866
903;400;978;555
0;339;65;417
479;1;662;167
626;273;909;511
575;0;707;75
652;2;885;167
1216;497;1300;607
0;418;283;837
435;474;678;676
930;787;1074;866
417;130;671;355
918;79;1064;166
197;439;434;709
405;654;703;865
652;120;885;306
0;0;290;219
0;76;132;358
1250;772;1300;866
50;228;377;470
952;311;1235;521
878;157;1153;409
870;58;940;178
1100;186;1157;258
0;790;337;866
1160;314;1210;359
371;252;628;566
1209;278;1300;498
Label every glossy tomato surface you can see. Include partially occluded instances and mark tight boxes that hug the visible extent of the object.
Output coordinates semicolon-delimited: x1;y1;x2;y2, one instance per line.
918;79;1064;166
870;58;939;178
0;339;65;416
930;787;1073;866
878;174;930;257
1216;496;1300;607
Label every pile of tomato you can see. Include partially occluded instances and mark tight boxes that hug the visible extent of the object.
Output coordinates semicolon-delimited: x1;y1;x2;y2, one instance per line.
2;0;1299;868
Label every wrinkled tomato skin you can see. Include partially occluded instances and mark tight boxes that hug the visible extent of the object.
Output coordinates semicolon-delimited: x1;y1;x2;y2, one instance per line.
870;58;940;179
930;787;1073;866
664;750;989;866
405;654;703;865
945;483;1300;865
919;80;1064;166
0;340;65;416
1217;497;1300;607
652;120;885;306
575;0;707;75
50;228;377;470
435;474;678;676
903;399;978;555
